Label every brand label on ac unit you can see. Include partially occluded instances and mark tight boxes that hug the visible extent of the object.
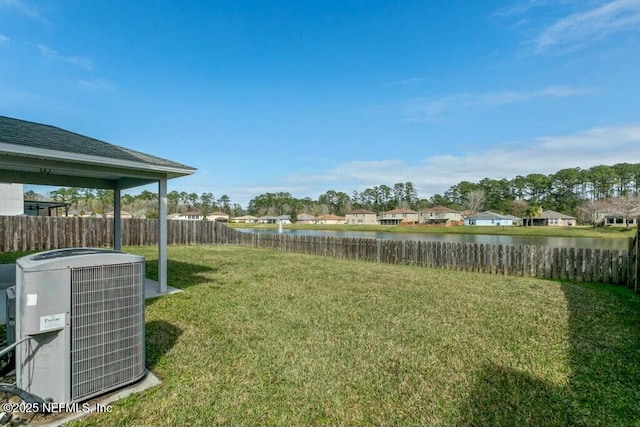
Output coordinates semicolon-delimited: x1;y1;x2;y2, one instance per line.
40;313;66;331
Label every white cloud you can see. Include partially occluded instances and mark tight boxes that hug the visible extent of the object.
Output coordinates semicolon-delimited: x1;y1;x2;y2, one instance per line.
406;85;589;122
167;123;640;207
271;123;640;201
533;0;640;53
0;34;10;44
492;0;557;18
36;44;94;71
0;0;46;22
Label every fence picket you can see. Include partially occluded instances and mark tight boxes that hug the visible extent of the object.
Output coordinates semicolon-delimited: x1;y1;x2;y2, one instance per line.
0;216;634;287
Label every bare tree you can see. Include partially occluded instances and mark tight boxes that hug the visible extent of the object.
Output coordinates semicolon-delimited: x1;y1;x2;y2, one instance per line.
577;199;609;228
510;199;528;218
463;189;485;213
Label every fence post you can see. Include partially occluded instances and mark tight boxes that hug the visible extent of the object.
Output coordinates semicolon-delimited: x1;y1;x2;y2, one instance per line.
630;222;639;292
636;223;639;292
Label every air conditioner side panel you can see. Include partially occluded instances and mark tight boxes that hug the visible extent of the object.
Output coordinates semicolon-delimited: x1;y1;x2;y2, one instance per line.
18;329;72;403
16;268;72;403
19;269;71;335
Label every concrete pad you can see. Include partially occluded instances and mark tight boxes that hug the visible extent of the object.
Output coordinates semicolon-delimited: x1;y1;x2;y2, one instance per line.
35;371;162;426
144;278;182;299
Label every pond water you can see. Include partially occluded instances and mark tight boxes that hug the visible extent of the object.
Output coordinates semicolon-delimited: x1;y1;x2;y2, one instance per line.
236;228;631;250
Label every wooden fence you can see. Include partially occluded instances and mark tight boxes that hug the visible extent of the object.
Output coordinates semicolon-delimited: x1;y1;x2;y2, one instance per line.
629;224;639;292
0;216;634;287
0;216;225;251
223;226;630;286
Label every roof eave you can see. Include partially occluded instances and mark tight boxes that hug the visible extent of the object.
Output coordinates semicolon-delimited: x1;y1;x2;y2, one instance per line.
0;142;196;178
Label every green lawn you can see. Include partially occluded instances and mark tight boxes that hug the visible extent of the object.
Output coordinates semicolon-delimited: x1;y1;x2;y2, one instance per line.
231;222;637;239
3;246;639;425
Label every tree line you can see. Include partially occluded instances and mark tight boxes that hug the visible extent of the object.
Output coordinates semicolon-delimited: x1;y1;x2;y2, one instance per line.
27;162;640;221
247;163;640;220
24;189;242;218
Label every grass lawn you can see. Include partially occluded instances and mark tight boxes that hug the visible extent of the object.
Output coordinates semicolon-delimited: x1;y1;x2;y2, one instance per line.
3;246;639;425
230;222;637;239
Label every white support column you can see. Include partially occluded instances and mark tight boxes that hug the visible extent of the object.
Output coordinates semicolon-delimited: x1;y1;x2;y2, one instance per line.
158;178;168;294
114;189;122;251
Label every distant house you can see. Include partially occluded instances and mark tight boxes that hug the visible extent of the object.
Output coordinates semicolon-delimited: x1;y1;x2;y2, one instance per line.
599;205;640;227
253;214;290;224
0;183;23;215
67;209;95;218
230;215;258;223
172;211;203;220
345;209;378;225
419;206;462;225
24;200;70;216
314;214;346;225
529;210;576;227
504;214;524;226
379;208;419;225
464;211;514;226
603;214;639;227
295;213;316;224
276;215;292;224
257;215;279;224
206;211;229;222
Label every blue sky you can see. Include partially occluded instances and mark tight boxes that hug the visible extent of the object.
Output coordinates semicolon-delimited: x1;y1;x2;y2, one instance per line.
2;0;640;207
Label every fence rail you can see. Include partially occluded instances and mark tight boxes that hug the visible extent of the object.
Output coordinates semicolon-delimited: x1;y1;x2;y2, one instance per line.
223;226;630;286
0;216;634;287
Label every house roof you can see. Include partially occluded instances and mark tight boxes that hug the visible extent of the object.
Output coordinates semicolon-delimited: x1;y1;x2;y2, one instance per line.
420;205;459;214
381;208;418;214
207;211;229;216
0;115;196;189
296;213;316;220
346;209;376;215
539;209;576;219
231;215;257;220
315;214;345;220
468;211;513;220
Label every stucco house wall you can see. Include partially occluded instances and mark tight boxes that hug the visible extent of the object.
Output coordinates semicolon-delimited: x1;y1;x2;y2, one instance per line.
419;206;462;224
464;211;513;226
379;208;419;225
314;214;346;224
206;211;230;222
0;183;23;215
345;209;378;225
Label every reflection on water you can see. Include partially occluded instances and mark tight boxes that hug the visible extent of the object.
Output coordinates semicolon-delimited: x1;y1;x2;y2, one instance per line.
236;228;629;250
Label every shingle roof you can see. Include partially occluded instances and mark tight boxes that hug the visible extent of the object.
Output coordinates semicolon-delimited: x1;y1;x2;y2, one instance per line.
382;208;418;214
315;214;345;220
468;211;512;220
347;209;376;214
539;209;576;219
0;115;194;171
420;205;459;214
296;213;316;220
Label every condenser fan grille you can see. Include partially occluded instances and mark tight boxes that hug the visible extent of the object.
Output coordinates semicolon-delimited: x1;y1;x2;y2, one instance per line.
70;262;145;401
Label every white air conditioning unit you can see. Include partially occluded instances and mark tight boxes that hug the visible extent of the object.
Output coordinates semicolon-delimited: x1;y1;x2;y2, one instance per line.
14;248;146;403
